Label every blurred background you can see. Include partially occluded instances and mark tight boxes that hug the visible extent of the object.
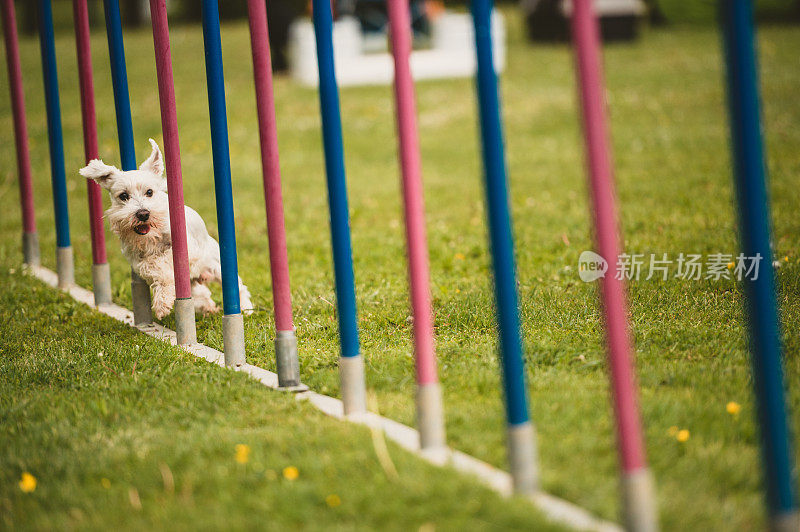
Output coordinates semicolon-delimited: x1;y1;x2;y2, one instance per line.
12;0;800;73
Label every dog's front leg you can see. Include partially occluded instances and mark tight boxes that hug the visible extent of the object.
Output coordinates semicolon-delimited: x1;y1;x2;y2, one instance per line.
150;282;176;320
138;254;176;320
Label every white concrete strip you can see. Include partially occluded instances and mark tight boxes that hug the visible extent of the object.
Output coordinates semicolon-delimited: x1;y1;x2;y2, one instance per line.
451;449;514;496
241;363;280;388
26;265;621;532
531;492;624;532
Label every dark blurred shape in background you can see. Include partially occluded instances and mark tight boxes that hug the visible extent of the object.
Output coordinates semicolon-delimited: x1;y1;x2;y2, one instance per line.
521;0;644;41
339;0;431;41
650;0;800;25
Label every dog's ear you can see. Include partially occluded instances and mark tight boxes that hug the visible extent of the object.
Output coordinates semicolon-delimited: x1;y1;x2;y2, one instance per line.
79;159;120;189
139;138;164;178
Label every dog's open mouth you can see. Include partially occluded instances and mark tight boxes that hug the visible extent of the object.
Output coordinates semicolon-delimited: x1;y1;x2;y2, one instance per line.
133;224;151;235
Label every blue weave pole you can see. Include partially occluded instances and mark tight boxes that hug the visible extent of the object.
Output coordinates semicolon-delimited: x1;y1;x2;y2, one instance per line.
102;0;152;324
721;2;798;528
102;0;136;171
200;0;246;367
37;0;70;250
311;0;359;360
200;0;241;317
470;0;537;493
311;0;365;414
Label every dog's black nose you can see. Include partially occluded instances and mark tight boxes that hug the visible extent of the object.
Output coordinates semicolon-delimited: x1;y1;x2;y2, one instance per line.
135;209;150;222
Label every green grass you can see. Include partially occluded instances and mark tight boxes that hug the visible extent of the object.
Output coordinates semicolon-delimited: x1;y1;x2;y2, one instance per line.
1;9;799;530
0;268;564;530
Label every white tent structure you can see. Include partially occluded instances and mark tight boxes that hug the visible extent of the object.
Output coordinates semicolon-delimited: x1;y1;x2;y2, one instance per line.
289;11;505;87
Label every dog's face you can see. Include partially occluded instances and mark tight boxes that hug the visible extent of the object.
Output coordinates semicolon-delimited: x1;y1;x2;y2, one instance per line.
80;139;170;247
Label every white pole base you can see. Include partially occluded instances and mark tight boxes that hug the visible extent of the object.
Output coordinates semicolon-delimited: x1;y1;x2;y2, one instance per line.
222;312;246;367
772;511;800;532
23;232;40;266
416;381;446;450
56;246;74;289
91;263;112;306
174;297;197;345
621;467;659;532
130;268;152;325
275;329;301;388
339;355;367;416
507;421;539;495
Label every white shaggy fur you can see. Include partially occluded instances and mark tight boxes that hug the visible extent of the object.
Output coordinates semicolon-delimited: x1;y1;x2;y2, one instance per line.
80;139;253;319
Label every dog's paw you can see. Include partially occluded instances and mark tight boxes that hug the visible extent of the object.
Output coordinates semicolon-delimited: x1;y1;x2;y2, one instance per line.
152;294;174;320
239;293;255;315
197;301;219;315
240;299;255;315
152;302;172;320
238;280;254;315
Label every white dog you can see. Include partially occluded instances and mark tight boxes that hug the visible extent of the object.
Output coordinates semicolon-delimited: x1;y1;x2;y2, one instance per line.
80;139;253;319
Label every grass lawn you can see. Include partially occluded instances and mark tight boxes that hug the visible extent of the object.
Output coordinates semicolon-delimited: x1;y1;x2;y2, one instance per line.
0;268;565;530
1;8;799;530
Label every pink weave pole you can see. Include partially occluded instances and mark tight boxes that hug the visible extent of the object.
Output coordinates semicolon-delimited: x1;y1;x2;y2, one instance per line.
149;0;196;345
571;1;657;530
388;0;444;450
1;0;38;264
72;0;108;267
247;0;302;388
246;0;294;332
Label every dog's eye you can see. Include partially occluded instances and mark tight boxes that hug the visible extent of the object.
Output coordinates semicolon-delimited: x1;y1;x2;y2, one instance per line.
145;189;153;197
118;192;129;202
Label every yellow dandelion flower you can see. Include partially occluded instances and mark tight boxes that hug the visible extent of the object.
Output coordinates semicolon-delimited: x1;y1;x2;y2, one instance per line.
283;466;299;480
235;444;251;464
19;472;37;493
726;402;741;415
676;429;690;443
667;425;679;437
101;478;111;489
784;256;789;262
325;494;341;507
727;261;735;269
454;253;465;261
